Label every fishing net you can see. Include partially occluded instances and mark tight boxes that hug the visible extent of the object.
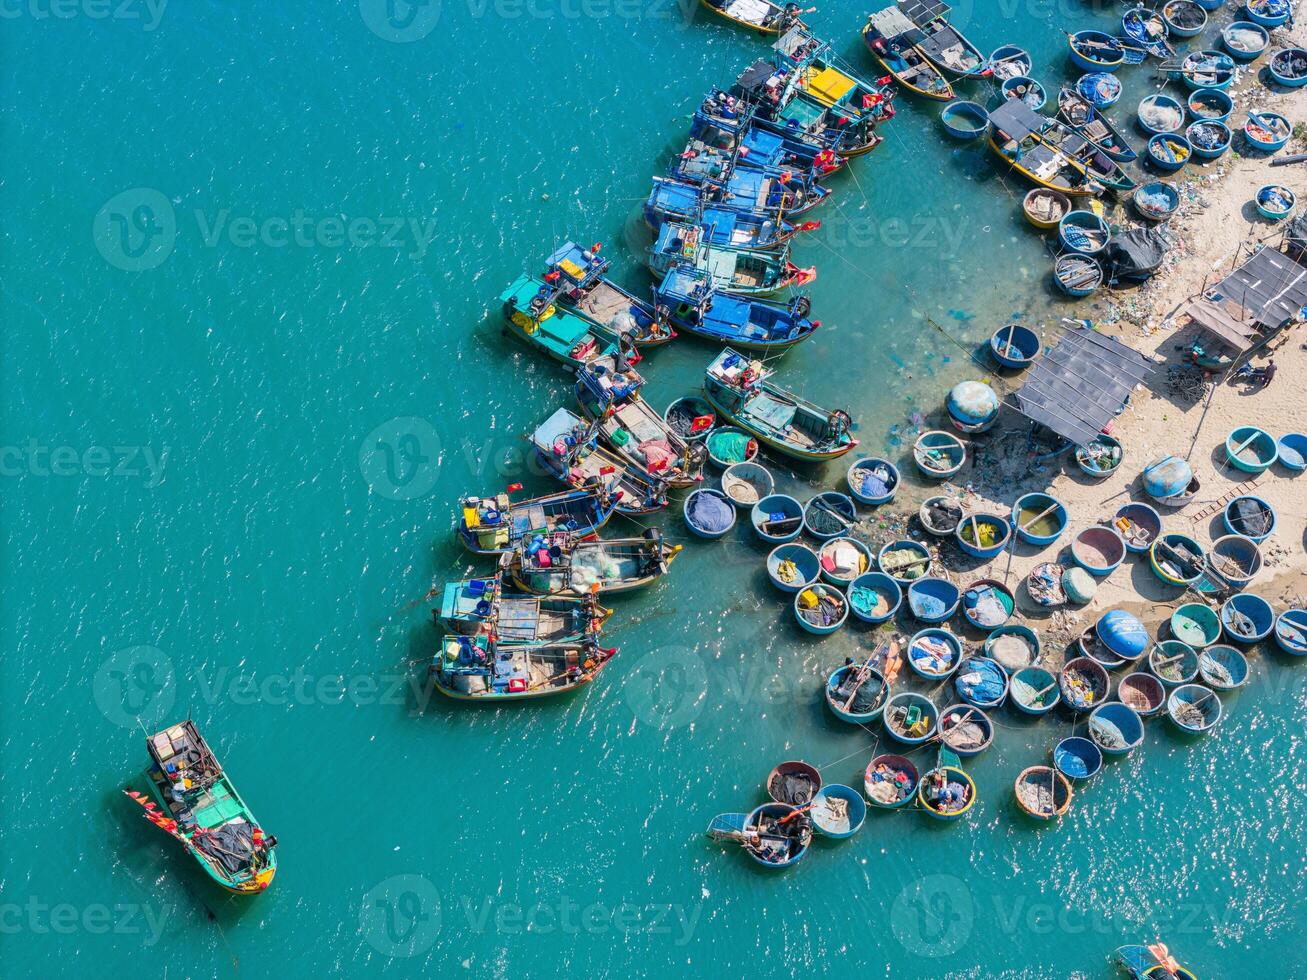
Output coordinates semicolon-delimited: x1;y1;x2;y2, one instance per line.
1016;772;1061;814
956;659;1006;703
834;667;884;713
665;401;711;437
1139;101;1184;132
193;820;258;875
706;430;754;463
770;772;817;805
1200;654;1234;687
1090;718;1128;749
805;501;849;536
922;499;963;533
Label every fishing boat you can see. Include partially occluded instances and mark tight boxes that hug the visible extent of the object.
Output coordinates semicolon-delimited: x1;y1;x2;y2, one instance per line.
961;579;1015;631
810;784;868;838
794;582;849;633
1244;110;1291;152
1151;532;1207;586
940;705;993;757
702;348;856;461
1054;254;1103;296
431;634;615;702
847;456;899;504
1187;119;1232;159
826;640;898;722
1150;639;1199;685
1162;0;1208;38
1088;702;1145;755
682;110;840;186
1167;683;1222;734
1226;425;1278;472
698;0;807;34
771;28;896;128
457;486;617;555
437;577;610;643
1022;188;1072;229
501;530;681;596
1119;672;1166;717
1147;132;1192;171
133;721;277;894
721;460;774;509
804;490;856;539
1077;72;1122;109
648;224;813;299
848;571;902;622
985;624;1039;674
544;241;674;348
987;100;1109;197
1080;624;1124;669
1187;87;1234;123
913;429;965;477
652;268;817;351
1121;6;1175;60
1060;657;1109;712
1001;76;1046;111
954;656;1009;708
1116;944;1198;980
1137;93;1185;135
818;536;873;587
1070;526;1126;577
1208;534;1262;588
1222;21;1269;60
1223;494;1276;541
767;760;819;803
1014;766;1072;820
1096;610;1149;665
683;488;737;538
988;44;1031;80
865;753;919;808
1054;736;1102;781
1132;181;1180;221
940;100;989;138
1274;608;1307;655
1257;184;1296;220
1278;432;1307;471
1074;433;1123;480
907;627;963;678
917;750;976;821
862;7;955;101
643;178;800;248
907;578;961;624
1059;210;1110;255
1244;0;1293;27
1170;602;1221;648
766;542;820;592
663;394;716;445
920;495;963;537
896;0;989;78
883;691;939;744
1200;645;1249;691
530;407;670;515
879;539;933;585
1058;88;1138;163
956;513;1011;559
752;493;806;542
1068;30;1127;72
1175;50;1234;91
1142;456;1197;508
499;275;616;367
706;803;812;869
1010;665;1060;714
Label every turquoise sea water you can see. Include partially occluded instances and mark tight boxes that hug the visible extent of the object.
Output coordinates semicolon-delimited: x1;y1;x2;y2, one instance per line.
4;2;1304;976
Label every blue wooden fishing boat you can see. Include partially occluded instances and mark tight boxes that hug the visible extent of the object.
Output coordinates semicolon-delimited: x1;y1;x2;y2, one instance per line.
990;323;1041;368
961;579;1014;631
861;7;955;101
985;623;1039;673
1167;683;1222;734
1000;76;1046;111
1176;50;1234;90
683;488;737;539
1010;665;1060;714
1223;494;1276;541
721;460;774;508
503;530;681;597
1170;602;1221;648
956;513;1011;559
897;0;989;78
1275;608;1307;655
1151;532;1207;585
1057;89;1137;164
864;753;919;809
1244;111;1291;151
818;536;873;587
691;101;841;169
1121;6;1175;60
940;705;994;757
643;178;801;248
804;490;857;539
1116;944;1199;980
847;456;899;504
848;571;902;623
1077;72;1122;109
1088;702;1144;755
648;225;814;298
1137;93;1185;135
1269;47;1307;88
1060;657;1109;712
1208;533;1262;588
1278;432;1307;471
795;582;849;634
878;540;932;584
1226;425;1278;472
499;275;617;367
1147;132;1192;171
703;349;857;461
1014;765;1072;820
457;486;616;555
1244;0;1292;27
663;394;716;446
1059;210;1110;255
544;241;674;348
1096;610;1150;663
1132;181;1180;221
1221;593;1275;644
946;380;999;433
1142;455;1193;505
811;785;868;838
1068;30;1127;72
652;268;817;352
940;100;989;138
1150;639;1199;685
733;802;812;869
913;429;965;478
1119;672;1166;717
988;100;1111;196
1199;644;1250;691
438;577;610;643
1186;119;1231;159
826;644;896;722
1187;87;1234;123
1256;184;1296;220
697;0;806;34
751;493;805;542
882;692;939;744
954;656;1009;708
530;408;671;515
1163;0;1207;37
1054;736;1102;781
1070;526;1126;577
917;751;976;821
907;627;963;679
767;542;820;592
1222;21;1269;60
907;578;961;624
1055;254;1103;296
432;635;617;702
988;44;1031;80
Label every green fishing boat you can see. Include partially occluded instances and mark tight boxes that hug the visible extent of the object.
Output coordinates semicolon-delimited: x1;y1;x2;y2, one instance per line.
129;720;277;895
647;222;814;298
499;275;616;367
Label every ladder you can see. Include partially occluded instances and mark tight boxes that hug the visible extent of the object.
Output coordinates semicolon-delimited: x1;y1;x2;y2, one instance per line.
1188;477;1260;524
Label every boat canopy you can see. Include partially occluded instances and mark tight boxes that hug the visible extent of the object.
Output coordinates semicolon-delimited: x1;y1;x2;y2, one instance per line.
774;27;829;65
1209;243;1307;330
898;0;951;25
531;407;589;457
1006;322;1157;447
868;7;921;41
658;268;713;306
988;98;1047;141
735;59;781;96
545;241;604;287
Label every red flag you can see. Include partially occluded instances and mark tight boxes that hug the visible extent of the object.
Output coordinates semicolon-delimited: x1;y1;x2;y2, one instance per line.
590;242;602;253
598;466;616;476
506;483;523;493
799;220;821;232
689;415;714;433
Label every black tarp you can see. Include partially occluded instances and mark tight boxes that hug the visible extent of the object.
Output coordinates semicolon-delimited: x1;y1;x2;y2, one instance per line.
1286;214;1307;260
733;60;775;97
193;821;256;875
1103;228;1169;283
1006;324;1158;448
989;99;1045;141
